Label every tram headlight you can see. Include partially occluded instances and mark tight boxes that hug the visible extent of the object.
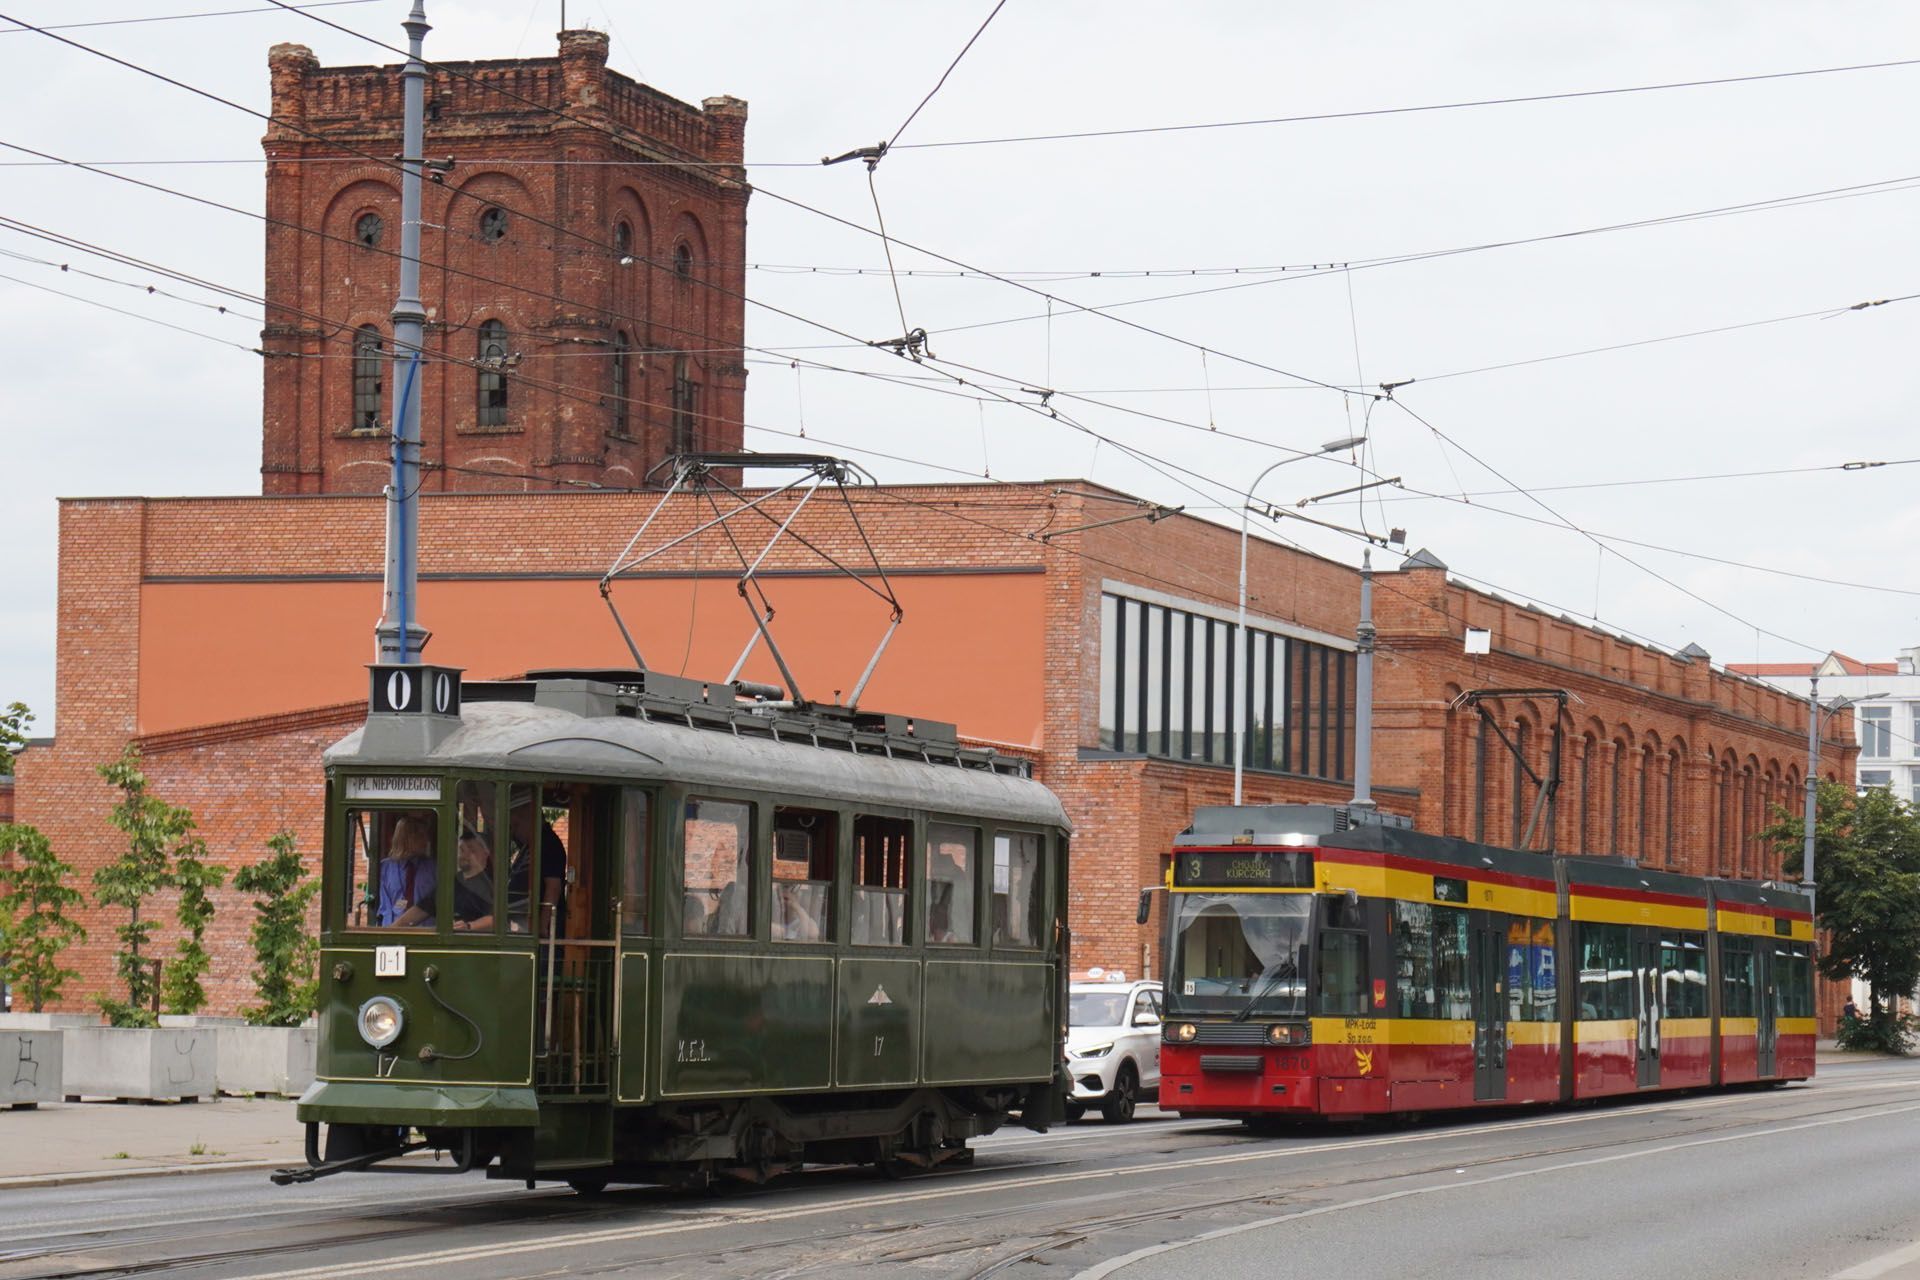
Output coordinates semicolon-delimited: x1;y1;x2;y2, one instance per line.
357;996;405;1050
1266;1023;1307;1047
1171;1023;1198;1043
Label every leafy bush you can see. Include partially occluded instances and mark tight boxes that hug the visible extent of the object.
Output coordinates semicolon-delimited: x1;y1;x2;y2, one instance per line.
0;822;87;1012
231;831;318;1027
1837;1010;1914;1055
94;745;221;1025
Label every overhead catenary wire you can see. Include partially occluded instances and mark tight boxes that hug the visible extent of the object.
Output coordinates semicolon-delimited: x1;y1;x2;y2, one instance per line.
0;0;375;34
890;54;1920;150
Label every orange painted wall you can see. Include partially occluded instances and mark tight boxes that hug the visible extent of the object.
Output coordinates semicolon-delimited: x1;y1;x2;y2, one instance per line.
136;572;1045;745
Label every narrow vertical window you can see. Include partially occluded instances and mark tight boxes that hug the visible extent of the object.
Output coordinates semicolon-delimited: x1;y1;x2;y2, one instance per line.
352;325;383;430
613;219;632;260
671;353;698;453
674;241;693;280
477;319;508;426
610;331;630;436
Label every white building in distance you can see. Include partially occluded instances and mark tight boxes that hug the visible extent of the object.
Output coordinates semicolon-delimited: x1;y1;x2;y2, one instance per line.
1730;649;1920;803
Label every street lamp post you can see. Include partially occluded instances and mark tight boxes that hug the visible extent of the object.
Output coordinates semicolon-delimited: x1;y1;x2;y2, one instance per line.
1233;435;1366;805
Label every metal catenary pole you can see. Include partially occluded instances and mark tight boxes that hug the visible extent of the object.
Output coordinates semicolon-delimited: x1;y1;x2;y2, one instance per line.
1802;675;1819;922
1350;550;1376;810
374;0;432;664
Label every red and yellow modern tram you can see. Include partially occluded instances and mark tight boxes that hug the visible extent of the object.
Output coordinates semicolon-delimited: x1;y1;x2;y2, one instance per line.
1147;804;1815;1121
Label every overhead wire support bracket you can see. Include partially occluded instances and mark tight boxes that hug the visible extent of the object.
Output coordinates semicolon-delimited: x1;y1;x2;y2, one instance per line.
1038;504;1183;542
869;327;933;361
821;141;889;170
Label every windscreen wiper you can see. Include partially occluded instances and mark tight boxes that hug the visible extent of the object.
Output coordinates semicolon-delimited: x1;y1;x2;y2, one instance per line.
1231;959;1299;1023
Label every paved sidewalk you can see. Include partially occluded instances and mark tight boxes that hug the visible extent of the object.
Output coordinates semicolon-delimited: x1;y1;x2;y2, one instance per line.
0;1096;306;1186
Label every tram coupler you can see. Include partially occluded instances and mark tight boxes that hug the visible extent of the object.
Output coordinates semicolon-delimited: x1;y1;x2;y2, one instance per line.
270;1122;475;1184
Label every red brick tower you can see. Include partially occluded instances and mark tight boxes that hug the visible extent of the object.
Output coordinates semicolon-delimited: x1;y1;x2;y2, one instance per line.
259;31;748;494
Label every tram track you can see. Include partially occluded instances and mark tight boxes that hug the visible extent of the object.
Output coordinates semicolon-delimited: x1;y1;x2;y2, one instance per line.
7;1077;1917;1280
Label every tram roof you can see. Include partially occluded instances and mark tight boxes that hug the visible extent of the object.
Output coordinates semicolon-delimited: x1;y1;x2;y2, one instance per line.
326;697;1069;830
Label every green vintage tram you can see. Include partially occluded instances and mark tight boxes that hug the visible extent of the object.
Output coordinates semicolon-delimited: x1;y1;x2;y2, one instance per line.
278;664;1070;1190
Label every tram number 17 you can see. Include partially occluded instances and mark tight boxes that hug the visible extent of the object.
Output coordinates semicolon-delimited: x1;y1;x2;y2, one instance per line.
873;1035;885;1057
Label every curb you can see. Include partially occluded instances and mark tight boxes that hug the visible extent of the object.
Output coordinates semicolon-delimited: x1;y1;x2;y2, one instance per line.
0;1158;287;1190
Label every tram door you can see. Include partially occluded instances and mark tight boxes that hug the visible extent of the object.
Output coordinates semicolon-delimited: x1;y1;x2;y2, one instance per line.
530;783;617;1103
1470;919;1508;1102
1634;931;1661;1087
1755;945;1778;1078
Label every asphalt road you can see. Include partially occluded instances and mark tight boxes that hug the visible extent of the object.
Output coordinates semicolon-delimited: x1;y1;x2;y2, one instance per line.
5;1059;1920;1280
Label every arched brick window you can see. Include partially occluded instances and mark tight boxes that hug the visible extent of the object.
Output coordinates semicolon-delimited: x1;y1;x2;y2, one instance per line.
355;212;383;248
673;241;693;280
479;206;509;244
477;319;509;426
610;330;631;436
352;325;382;430
614;219;632;261
1665;749;1681;867
1609;740;1626;855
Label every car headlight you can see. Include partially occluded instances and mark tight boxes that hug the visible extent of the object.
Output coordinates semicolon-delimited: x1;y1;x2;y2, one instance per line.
1171;1023;1198;1043
1073;1043;1114;1059
357;996;405;1049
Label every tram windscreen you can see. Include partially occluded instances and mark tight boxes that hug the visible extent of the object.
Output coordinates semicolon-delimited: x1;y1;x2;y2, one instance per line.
1167;893;1310;1014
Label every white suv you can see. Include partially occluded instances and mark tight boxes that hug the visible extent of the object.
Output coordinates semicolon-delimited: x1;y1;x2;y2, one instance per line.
1065;978;1162;1122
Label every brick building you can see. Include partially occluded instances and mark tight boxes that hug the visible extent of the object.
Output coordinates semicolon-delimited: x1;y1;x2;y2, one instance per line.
261;31;747;494
12;484;1850;1021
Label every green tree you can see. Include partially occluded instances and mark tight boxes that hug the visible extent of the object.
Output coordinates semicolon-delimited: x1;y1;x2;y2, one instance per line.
0;701;31;776
231;831;319;1026
95;746;180;1027
0;822;87;1012
1764;780;1920;1052
162;829;224;1016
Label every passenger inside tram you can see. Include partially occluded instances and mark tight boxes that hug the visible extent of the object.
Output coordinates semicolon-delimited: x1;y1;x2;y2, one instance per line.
382;816;436;929
508;789;567;937
452;830;497;931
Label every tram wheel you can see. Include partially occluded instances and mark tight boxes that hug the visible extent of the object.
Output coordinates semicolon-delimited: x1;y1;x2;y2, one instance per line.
1063;1102;1086;1123
1101;1065;1139;1124
566;1174;610;1195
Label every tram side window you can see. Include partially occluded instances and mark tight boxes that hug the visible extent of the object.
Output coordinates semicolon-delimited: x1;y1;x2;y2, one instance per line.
682;798;751;938
1774;943;1813;1018
1721;937;1756;1018
926;823;979;945
507;785;569;937
772;805;835;943
1316;900;1370;1017
1661;933;1708;1018
1392;901;1437;1018
1524;920;1558;1022
1578;923;1633;1020
345;808;438;930
620;789;651;935
992;832;1044;948
452;780;499;933
852;815;910;946
1433;906;1471;1020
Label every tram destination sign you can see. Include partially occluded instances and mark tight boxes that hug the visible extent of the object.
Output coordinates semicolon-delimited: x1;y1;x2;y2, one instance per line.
345;775;442;802
1173;850;1314;889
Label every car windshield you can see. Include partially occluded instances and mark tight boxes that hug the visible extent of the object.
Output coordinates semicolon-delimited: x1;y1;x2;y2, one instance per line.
1167;892;1311;1015
1070;991;1129;1027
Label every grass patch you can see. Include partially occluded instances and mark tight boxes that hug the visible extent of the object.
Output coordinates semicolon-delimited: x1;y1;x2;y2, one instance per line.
188;1142;207;1156
107;1152;129;1160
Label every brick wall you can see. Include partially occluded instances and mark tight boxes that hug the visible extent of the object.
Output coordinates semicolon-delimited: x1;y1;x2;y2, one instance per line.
260;32;748;496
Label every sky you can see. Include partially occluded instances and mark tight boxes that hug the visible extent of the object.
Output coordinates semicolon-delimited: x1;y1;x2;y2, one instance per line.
3;1;1918;734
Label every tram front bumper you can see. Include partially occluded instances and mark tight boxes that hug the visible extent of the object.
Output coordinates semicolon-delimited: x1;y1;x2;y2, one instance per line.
297;1080;540;1129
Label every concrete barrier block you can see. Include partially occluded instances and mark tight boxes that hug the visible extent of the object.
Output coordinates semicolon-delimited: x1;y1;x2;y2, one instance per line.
0;1030;63;1106
0;1013;97;1030
62;1027;216;1101
216;1025;316;1097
